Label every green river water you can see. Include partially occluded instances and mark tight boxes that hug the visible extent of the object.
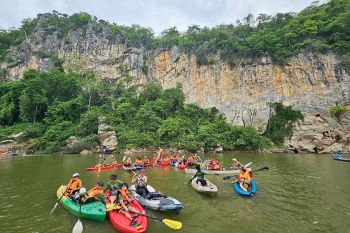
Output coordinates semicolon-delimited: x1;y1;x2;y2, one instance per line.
0;152;349;233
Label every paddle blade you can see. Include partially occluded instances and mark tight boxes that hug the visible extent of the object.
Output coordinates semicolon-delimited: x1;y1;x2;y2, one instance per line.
122;155;126;162
72;219;83;233
162;219;182;230
49;203;58;215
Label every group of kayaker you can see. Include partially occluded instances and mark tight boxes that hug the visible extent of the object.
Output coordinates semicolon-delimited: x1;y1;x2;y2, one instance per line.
64;172;146;225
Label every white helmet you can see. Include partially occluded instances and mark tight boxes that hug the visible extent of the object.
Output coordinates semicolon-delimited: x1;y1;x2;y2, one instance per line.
72;173;80;178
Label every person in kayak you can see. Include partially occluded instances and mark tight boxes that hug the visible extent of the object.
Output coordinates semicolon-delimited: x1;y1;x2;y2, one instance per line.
131;169;149;198
124;157;132;167
238;167;251;191
135;157;144;166
64;173;82;197
143;156;150;165
104;174;124;204
117;183;145;225
231;158;243;169
81;181;107;204
193;165;207;186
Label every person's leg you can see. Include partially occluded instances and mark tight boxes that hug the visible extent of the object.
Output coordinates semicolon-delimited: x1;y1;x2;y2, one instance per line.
119;209;132;221
239;181;247;191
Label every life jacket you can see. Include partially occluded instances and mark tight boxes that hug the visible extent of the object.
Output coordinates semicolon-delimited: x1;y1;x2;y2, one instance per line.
125;159;132;165
82;187;103;202
118;189;130;205
238;170;250;182
65;178;81;196
143;158;149;164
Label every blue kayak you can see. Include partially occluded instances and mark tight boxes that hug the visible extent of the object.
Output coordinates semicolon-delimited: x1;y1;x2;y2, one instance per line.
135;165;145;170
333;153;350;162
233;178;256;196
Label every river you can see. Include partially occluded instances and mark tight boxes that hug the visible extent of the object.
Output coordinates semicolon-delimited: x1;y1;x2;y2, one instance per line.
0;152;349;233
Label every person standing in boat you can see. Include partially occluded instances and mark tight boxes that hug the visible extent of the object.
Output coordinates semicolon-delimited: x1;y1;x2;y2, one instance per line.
131;169;149;198
104;174;124;204
64;173;82;197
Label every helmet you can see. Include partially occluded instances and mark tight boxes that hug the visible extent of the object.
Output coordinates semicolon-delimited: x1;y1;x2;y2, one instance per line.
72;173;79;178
195;165;201;171
110;174;117;180
140;169;145;173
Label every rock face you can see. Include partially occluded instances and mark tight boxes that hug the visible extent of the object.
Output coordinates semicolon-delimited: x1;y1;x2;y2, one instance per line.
98;116;117;152
1;14;349;153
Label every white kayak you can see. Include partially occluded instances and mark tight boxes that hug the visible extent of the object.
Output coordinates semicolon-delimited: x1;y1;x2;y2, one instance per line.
123;165;136;171
130;184;184;212
191;177;218;194
185;167;251;175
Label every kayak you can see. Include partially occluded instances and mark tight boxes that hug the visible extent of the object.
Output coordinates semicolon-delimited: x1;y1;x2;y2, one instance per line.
56;185;106;222
145;162;153;167
123;165;136;171
185;167;251;175
191;177;218;194
86;163;122;171
333;153;350;162
130;185;184;212
157;161;170;166
135;165;145;170
177;164;187;169
233;178;256;196
105;193;147;233
170;161;177;166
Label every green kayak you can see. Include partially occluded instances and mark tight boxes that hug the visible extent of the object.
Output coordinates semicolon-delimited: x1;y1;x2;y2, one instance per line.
56;185;106;222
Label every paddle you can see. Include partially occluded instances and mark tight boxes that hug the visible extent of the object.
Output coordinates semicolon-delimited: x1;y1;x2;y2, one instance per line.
49;184;70;215
222;166;269;181
72;203;83;233
153;148;162;167
129;210;182;230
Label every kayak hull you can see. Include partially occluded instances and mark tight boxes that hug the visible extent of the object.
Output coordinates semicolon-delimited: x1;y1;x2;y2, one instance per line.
86;164;122;171
135;165;145;170
191;178;218;194
130;185;184;212
56;185;106;222
105;195;147;233
177;164;187;169
123;165;136;171
233;178;257;196
333;153;350;162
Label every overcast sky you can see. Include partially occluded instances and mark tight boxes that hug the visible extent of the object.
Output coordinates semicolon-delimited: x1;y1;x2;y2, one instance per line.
0;0;323;34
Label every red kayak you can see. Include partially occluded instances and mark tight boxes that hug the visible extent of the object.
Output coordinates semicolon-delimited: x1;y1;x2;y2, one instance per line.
177;163;187;169
105;194;147;233
145;162;154;167
157;161;170;166
86;163;122;171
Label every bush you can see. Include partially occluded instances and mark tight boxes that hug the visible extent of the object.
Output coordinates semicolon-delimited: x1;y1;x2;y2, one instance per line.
330;105;349;119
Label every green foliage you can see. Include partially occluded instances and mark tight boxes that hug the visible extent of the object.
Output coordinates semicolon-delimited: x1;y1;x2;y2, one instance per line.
264;102;304;145
0;69;273;152
330;105;349;119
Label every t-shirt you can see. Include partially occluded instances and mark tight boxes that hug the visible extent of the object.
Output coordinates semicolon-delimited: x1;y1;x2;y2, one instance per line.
103;180;124;192
195;171;205;179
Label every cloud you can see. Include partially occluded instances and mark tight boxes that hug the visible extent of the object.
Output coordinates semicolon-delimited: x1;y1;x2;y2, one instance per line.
0;0;321;34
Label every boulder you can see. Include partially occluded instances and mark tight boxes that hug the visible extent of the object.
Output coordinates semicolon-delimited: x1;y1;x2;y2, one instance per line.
66;136;78;148
319;143;345;153
98;116;117;151
80;149;93;155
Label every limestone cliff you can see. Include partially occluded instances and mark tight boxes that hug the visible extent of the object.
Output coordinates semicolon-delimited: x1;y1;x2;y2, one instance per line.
1;14;349;153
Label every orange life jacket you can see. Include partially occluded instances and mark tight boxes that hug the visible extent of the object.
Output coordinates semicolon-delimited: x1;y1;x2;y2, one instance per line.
118;189;130;205
143;158;149;164
82;187;103;202
238;170;250;181
65;178;81;196
125;159;132;165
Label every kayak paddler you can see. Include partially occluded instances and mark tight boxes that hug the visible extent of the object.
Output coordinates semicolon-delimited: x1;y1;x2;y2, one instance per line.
193;165;207;186
117;183;145;225
131;169;149;198
81;181;107;204
231;158;243;169
64;173;82;197
238;167;251;191
104;174;124;205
